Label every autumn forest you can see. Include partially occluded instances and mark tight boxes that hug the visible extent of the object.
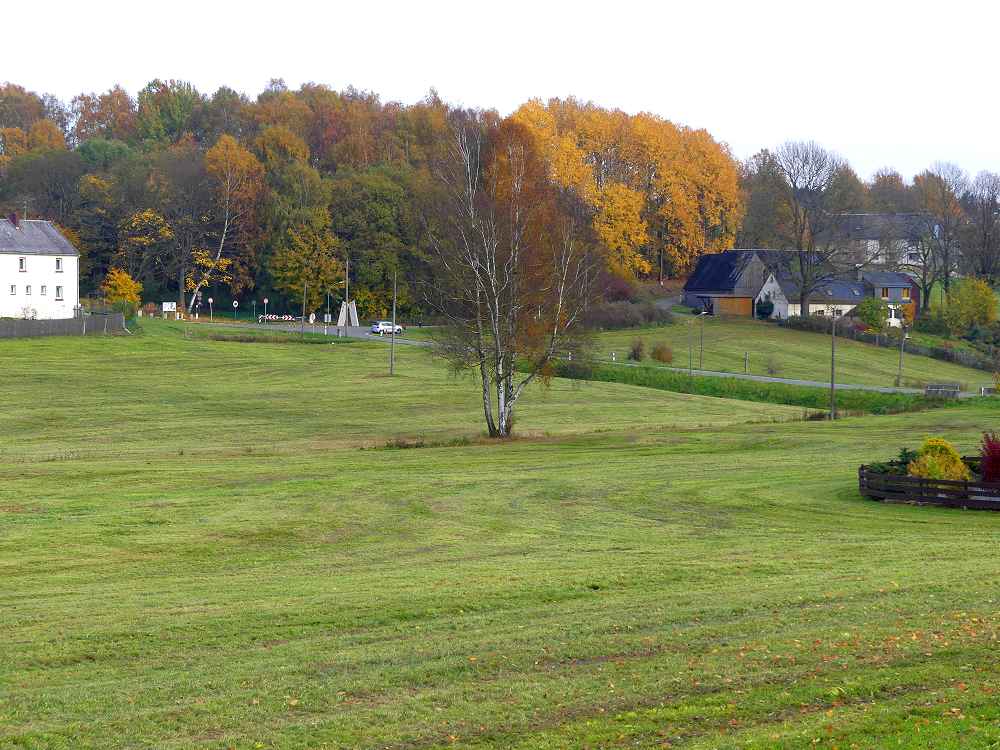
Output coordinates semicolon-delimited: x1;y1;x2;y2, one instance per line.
1;79;997;318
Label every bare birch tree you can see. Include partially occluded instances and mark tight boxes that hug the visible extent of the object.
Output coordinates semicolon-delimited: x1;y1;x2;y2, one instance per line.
773;141;874;314
423;112;598;438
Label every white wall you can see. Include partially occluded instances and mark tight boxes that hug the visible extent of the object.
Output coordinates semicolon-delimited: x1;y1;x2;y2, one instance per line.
755;275;789;319
787;302;859;318
0;253;79;320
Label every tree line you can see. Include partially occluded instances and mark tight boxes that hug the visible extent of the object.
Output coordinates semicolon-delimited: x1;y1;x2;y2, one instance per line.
739;143;1000;311
0;80;742;318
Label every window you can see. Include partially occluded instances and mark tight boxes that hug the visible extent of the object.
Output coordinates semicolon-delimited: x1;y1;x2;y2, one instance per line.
902;287;911;300
9;285;15;295
55;286;64;301
55;257;63;272
881;287;890;299
25;285;31;296
40;285;47;296
18;257;26;272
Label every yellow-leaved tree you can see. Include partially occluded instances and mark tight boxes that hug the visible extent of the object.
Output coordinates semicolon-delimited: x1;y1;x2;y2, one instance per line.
512;98;743;282
101;267;142;316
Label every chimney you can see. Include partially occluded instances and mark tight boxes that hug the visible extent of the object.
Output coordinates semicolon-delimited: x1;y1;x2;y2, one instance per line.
8;212;19;229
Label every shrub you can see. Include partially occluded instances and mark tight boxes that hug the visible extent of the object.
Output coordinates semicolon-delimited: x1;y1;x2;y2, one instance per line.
582;301;672;330
765;355;782;376
981;431;1000;482
856;297;890;332
628;338;645;361
942;278;998;336
914;313;950;336
908;437;971;481
651;343;673;363
755;299;774;318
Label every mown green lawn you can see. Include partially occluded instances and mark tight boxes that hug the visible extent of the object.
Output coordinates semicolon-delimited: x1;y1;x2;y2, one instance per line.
2;321;999;749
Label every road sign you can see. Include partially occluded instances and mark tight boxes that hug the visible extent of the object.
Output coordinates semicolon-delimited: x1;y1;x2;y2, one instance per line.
323;313;332;323
233;300;239;308
308;312;316;324
263;297;268;304
162;302;176;312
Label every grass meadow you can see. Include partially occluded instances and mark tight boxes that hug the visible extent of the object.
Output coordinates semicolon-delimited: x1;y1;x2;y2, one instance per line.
2;320;1000;749
406;314;989;389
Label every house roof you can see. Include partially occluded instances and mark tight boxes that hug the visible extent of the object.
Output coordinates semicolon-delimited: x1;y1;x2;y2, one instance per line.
685;250;751;292
829;213;930;242
0;218;79;256
684;249;822;293
861;271;913;287
774;275;868;305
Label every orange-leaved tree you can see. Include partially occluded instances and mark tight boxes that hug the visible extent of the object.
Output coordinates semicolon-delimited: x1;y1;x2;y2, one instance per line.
186;135;263;313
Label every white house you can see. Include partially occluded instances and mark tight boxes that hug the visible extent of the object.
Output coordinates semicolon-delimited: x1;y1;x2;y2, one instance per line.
0;216;80;320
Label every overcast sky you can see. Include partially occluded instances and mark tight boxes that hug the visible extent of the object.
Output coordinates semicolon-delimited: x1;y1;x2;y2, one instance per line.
6;0;997;180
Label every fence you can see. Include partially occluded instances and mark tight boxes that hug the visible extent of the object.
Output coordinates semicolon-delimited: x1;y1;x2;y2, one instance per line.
0;313;125;339
858;459;1000;510
777;316;997;373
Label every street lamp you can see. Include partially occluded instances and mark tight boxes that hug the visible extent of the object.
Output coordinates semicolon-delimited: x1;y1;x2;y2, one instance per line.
697;310;709;370
828;306;842;420
263;297;268;324
232;299;239;321
208;297;214;322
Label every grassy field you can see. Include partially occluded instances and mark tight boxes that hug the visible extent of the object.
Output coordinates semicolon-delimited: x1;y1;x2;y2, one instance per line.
588;315;988;389
3;321;1000;749
405;314;987;388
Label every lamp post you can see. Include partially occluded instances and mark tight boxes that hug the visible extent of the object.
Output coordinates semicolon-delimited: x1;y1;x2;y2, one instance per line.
829;307;841;420
208;297;213;322
895;318;910;388
263;297;268;324
698;311;708;370
687;318;693;376
390;267;397;376
232;299;238;321
252;299;256;322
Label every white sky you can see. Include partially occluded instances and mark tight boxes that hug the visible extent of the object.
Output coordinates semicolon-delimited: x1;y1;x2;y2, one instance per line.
5;0;998;181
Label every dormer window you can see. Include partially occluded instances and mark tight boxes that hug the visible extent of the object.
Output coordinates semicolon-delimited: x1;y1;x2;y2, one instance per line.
55;257;63;272
18;257;26;272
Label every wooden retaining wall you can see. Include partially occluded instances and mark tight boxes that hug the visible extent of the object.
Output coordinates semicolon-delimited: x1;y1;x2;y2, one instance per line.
859;459;1000;510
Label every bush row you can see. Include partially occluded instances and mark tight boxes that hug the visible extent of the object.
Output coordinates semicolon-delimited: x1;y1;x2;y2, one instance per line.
582;302;673;331
552;360;945;415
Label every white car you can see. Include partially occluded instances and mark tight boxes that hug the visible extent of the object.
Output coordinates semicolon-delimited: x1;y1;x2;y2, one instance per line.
371;321;404;335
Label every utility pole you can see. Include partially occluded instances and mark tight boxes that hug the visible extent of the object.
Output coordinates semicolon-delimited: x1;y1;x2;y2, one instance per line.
895;323;907;388
688;319;693;376
699;314;705;370
830;311;838;420
390;268;397;376
301;280;307;337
